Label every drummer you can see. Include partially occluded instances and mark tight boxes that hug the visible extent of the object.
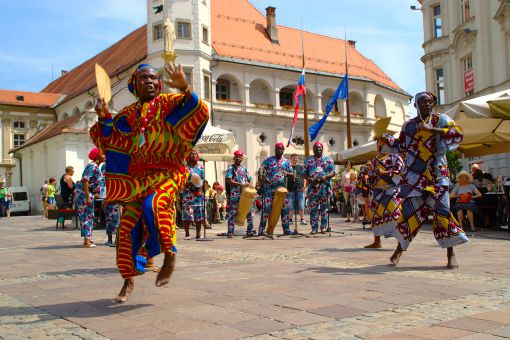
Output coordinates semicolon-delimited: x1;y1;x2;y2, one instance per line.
258;142;293;236
224;150;256;238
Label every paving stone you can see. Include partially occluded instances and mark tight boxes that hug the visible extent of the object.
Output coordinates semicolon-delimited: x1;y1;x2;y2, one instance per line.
486;325;510;338
1;216;510;339
308;304;366;319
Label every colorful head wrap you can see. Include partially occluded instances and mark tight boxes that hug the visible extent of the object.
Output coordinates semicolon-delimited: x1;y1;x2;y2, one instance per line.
275;142;285;149
127;64;161;100
88;147;100;161
233;150;244;157
414;91;438;117
313;141;323;149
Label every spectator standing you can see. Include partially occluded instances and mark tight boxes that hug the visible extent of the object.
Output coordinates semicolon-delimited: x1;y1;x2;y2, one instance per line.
0;183;7;218
341;161;354;221
40;180;49;217
46;178;57;211
287;153;307;225
215;186;227;221
4;187;13;218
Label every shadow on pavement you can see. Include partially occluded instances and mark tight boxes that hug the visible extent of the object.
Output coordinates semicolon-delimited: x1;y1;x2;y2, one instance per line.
30;244;87;250
295;264;448;276
37;299;152;318
43;267;118;277
319;247;393;253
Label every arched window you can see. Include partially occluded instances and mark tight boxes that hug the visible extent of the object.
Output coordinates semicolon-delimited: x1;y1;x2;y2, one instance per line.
374;95;387;118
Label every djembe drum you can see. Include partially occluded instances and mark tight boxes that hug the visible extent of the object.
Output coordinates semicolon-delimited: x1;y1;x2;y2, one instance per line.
265;187;288;235
235;187;257;226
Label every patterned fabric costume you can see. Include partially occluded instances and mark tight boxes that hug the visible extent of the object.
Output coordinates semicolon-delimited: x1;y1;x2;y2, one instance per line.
74;162;102;238
100;163;121;236
258;156;293;234
181;164;205;222
303;155;335;232
90;67;208;279
367;153;404;238
225;164;254;236
387;110;467;250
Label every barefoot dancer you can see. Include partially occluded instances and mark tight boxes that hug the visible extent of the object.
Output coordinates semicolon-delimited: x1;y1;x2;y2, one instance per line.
386;92;467;268
91;63;208;302
365;133;403;249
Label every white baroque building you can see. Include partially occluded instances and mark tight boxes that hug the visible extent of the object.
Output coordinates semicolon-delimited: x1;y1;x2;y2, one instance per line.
418;0;510;175
6;0;410;211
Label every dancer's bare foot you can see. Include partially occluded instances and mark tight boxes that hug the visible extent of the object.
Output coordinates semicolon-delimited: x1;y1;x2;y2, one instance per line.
114;278;134;303
447;247;459;269
364;243;382;249
145;257;156;269
155;253;176;287
390;243;403;265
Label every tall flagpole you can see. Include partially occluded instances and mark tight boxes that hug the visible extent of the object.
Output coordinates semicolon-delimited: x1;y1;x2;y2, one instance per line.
302;19;310;157
345;26;352;149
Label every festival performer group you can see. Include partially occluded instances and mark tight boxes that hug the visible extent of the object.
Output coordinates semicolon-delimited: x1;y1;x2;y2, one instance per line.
88;59;467;304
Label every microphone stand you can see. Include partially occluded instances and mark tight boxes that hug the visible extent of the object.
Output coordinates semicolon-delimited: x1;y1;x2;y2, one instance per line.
290;168;308;238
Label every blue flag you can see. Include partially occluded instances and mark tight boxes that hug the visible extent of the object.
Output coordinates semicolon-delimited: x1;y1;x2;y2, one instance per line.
309;75;348;141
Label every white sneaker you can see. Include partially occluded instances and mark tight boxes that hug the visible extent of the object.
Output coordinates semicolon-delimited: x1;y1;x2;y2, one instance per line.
300;220;308;225
500;225;509;230
184;236;191;240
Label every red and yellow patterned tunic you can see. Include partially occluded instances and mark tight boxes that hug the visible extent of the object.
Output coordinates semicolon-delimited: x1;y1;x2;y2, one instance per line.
90;92;208;279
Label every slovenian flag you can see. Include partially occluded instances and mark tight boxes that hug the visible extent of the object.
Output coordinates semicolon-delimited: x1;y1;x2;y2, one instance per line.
287;69;306;147
309;74;349;141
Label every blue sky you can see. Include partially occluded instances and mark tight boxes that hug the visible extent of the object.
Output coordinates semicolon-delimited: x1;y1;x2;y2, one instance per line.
0;0;424;103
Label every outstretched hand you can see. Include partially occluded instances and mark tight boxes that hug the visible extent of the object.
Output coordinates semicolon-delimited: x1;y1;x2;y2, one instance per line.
94;98;110;120
164;63;188;91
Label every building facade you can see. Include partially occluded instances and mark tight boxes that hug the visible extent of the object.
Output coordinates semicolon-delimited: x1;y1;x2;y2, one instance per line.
418;0;510;175
7;0;410;210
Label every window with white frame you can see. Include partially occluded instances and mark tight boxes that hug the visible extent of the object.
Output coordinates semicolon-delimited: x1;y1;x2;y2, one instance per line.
13;121;25;129
435;68;445;105
183;68;193;89
280;89;294;106
203;74;211;100
176;20;191;39
461;0;471;24
202;26;209;45
13;134;26;147
216;79;230;100
153;22;163;41
432;4;442;38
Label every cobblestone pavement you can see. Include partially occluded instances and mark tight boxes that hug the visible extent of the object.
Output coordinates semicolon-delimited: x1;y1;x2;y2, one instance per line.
0;215;509;339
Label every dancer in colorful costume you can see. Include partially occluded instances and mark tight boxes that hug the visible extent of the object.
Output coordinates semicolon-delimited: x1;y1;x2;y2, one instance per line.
181;150;205;240
303;142;336;234
258;143;293;235
225;150;255;237
91;63;208;302
386;92;467;268
74;147;104;248
100;163;121;247
365;133;403;248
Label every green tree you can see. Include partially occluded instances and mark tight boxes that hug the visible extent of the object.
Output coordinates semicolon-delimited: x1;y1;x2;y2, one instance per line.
447;150;463;180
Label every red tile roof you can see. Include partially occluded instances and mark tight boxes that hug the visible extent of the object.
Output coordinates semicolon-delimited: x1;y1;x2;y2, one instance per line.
211;0;403;92
0;90;62;108
11;113;86;153
41;25;147;103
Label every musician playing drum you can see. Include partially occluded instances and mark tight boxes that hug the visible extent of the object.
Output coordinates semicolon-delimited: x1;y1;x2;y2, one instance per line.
224;150;256;238
303;142;336;234
258;142;294;236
